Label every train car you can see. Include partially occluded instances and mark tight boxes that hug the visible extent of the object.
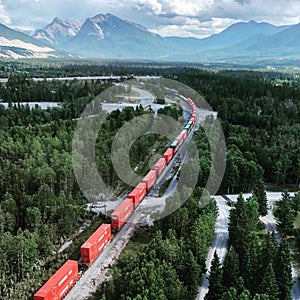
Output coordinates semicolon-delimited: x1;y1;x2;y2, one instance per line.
111;198;134;231
176;134;184;147
80;224;111;264
180;129;188;141
170;140;179;154
142;170;157;192
153;157;166;177
187;98;193;105
163;148;173;164
185;121;193;132
128;182;147;207
34;260;78;300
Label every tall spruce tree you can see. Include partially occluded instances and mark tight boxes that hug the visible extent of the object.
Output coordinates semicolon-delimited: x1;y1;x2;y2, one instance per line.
222;247;240;290
275;240;293;300
253;180;268;216
257;233;277;288
205;251;223;300
274;191;294;236
258;263;279;300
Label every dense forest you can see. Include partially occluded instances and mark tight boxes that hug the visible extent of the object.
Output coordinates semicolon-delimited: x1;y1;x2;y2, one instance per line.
0;64;299;299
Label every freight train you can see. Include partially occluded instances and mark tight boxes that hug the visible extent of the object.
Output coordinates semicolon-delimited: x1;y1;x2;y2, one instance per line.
34;97;197;300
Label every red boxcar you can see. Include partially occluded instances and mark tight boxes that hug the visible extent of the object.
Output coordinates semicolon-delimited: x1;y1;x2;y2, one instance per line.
163;148;173;164
128;182;147;207
80;224;111;264
34;260;78;300
153;157;166;177
111;198;134;231
142;170;157;191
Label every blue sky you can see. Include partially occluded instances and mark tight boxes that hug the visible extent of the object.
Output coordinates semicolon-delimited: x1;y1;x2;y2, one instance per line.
1;0;300;38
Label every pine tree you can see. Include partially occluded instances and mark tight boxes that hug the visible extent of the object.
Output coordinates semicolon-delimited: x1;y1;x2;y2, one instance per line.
258;263;279;300
274;191;294;236
257;233;277;288
253;180;268;216
275;240;293;300
222;247;240;290
205;251;223;300
238;289;251;300
222;287;238;300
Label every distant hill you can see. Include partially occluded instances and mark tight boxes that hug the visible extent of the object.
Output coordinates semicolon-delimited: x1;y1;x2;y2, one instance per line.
166;20;291;54
0;23;72;59
0;14;299;61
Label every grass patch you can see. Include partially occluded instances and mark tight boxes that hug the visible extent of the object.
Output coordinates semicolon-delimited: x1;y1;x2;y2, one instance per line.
158;177;173;196
118;226;155;260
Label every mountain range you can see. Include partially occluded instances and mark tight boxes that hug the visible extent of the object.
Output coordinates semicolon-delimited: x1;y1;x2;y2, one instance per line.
0;13;300;62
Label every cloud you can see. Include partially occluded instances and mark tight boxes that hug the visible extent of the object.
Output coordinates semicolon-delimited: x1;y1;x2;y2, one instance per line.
150;17;240;38
1;0;300;37
0;0;10;24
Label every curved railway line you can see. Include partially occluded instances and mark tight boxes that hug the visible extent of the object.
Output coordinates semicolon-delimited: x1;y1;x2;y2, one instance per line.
34;92;198;300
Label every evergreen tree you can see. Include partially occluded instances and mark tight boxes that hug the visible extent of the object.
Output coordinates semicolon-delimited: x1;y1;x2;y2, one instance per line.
253;180;268;216
258;263;279;300
256;233;277;291
222;247;240;290
238;289;251;300
274;191;294;236
222;287;238;300
275;240;293;300
205;251;223;300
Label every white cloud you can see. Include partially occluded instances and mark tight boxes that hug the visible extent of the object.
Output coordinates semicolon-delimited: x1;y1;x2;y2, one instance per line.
1;0;300;37
150;17;240;38
0;0;10;24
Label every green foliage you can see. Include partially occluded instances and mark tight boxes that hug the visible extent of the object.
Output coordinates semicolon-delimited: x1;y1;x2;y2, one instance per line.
253;180;268;216
274;240;293;300
274;191;295;236
222;247;241;290
205;251;224;300
226;193;293;300
257;263;279;300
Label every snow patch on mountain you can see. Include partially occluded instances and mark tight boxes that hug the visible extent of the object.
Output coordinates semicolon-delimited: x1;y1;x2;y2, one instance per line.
0;36;54;52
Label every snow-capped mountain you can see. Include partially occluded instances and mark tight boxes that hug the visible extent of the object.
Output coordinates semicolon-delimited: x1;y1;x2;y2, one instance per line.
33;17;83;46
63;13;169;58
0;23;66;59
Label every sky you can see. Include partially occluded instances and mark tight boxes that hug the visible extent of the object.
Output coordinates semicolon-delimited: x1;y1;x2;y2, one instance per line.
1;0;300;38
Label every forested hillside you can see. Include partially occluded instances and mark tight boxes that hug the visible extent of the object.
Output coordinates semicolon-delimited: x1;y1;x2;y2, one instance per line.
0;64;299;299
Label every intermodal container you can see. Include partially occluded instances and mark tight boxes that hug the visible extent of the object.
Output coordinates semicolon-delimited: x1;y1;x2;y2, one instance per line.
34;260;78;300
176;134;184;146
170;139;179;149
153;157;166;177
111;198;134;231
80;224;111;264
180;129;187;141
185;122;192;131
128;182;147;207
170;139;180;154
163;148;173;164
142;170;157;191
